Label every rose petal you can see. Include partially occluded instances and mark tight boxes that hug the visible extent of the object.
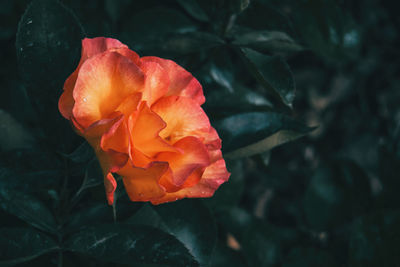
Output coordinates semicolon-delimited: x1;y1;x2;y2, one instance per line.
119;162;169;201
59;87;76;120
151;159;230;204
208;149;223;164
82;38;140;66
141;57;205;105
82;37;128;59
140;61;170;106
151;96;211;144
72;51;144;128
95;147;129;174
77;112;124;148
129;102;177;159
200;158;230;188
203;127;222;150
180;168;204;188
59;37;135;120
157;136;210;188
129;146;152;168
105;172;117;205
115;92;142;116
100;116;130;155
81;113;130;175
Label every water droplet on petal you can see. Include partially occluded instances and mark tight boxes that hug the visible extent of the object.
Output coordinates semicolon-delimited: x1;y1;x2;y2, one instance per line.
83;97;87;102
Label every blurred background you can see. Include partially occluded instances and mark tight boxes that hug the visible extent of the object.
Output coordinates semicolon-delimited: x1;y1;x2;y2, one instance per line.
1;0;400;266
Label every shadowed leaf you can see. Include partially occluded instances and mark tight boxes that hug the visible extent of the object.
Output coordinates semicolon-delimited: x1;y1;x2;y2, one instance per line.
127;200;216;267
176;0;209;21
233;30;303;54
16;0;84;93
304;161;373;230
162;31;224;55
238;48;295;107
65;224;198;266
0;187;57;233
215;112;314;158
0;228;58;266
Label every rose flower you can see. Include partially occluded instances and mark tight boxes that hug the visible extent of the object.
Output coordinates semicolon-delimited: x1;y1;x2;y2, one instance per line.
59;37;230;205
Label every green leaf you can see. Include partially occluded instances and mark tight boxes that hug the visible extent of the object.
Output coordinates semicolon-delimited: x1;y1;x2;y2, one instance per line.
215;112;314;158
0;148;62;173
377;147;400;208
303;161;373;230
233;29;303;54
176;0;209;21
121;7;195;55
238;47;295;107
209;47;236;93
229;0;250;14
15;0;84;151
236;1;294;34
16;0;84;92
282;247;336;267
210;239;245;267
0;187;57;233
215;207;298;266
0;227;58;267
204;159;245;209
65;202;114;233
196;0;249;19
65;224;198;266
65;201;142;233
128;200;217;267
162;31;224;55
0;1;28;41
80;159;104;189
0;110;34;151
349;210;400;266
67;154;103;186
104;0;132;23
293;0;360;63
204;86;273;119
63;142;94;164
0;165;61;194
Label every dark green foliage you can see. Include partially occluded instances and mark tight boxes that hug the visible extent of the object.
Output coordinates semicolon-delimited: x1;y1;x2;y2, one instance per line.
0;188;57;233
238;48;296;107
349;210;400;266
65;224;198;266
176;0;209;22
0;0;398;266
121;7;196;56
282;247;336;267
16;0;83;92
303;161;373;230
127;200;217;266
293;0;361;64
16;0;84;151
233;30;303;54
0;228;58;266
216;112;314;155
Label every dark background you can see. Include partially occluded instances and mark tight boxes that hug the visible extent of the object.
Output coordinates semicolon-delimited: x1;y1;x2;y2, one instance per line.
0;0;400;266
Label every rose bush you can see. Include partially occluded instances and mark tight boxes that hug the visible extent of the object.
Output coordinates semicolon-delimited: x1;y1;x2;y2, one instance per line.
59;37;230;205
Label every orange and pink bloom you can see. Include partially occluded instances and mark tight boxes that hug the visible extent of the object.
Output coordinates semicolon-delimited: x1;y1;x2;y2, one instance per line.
59;37;230;205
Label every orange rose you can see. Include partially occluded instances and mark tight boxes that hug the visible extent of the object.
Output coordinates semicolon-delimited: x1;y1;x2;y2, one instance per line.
59;37;230;205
